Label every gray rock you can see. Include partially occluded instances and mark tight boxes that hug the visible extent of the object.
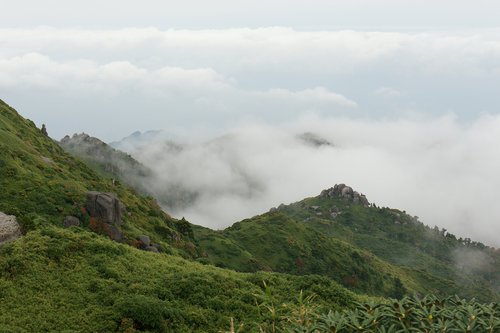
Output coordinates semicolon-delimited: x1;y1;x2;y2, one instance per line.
145;246;159;253
63;216;80;227
138;235;151;247
86;192;125;225
0;212;21;244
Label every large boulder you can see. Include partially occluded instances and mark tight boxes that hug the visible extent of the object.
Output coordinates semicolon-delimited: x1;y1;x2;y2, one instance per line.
86;192;125;226
86;192;126;241
0;212;21;244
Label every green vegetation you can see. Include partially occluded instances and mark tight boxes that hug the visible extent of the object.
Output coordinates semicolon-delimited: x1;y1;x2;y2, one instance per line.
0;98;498;332
195;213;409;298
196;195;499;302
287;295;500;332
0;227;357;332
0;99;197;258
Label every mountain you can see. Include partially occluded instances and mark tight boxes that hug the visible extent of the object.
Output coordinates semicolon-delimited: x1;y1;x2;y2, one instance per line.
109;130;169;152
59;133;153;193
60;132;199;211
195;184;500;302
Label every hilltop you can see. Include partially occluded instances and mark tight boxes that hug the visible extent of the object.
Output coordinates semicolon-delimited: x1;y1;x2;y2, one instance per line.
195;184;499;302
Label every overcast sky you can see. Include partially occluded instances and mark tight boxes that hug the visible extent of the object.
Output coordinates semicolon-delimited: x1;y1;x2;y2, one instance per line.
1;1;500;245
3;1;500;30
2;1;500;141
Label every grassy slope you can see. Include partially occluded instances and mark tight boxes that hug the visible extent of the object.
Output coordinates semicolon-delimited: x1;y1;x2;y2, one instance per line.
195;195;500;302
0;227;357;332
195;213;408;299
0;99;197;257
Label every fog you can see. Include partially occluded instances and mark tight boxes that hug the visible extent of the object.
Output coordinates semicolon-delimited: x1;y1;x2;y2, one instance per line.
113;114;500;247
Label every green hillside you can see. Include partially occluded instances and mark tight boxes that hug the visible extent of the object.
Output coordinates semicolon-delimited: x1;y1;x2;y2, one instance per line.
195;187;500;302
0;99;197;258
0;226;357;332
195;213;409;299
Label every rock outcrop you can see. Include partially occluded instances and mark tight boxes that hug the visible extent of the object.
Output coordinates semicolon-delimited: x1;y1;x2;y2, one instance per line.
136;235;160;252
138;235;151;246
63;216;80;227
0;212;21;244
86;192;125;240
320;184;369;207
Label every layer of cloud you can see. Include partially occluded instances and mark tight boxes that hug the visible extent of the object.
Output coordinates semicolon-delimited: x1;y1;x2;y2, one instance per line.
1;27;500;140
2;28;500;75
116;114;500;247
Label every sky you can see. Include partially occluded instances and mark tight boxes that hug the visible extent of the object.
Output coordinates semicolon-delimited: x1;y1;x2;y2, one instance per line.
1;1;500;245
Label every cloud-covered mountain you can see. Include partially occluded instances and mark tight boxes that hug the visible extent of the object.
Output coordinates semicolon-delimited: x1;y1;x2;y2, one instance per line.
111;114;500;247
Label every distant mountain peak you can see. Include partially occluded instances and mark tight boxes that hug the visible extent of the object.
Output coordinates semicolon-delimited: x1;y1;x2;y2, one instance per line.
60;132;101;144
298;132;333;147
320;184;369;207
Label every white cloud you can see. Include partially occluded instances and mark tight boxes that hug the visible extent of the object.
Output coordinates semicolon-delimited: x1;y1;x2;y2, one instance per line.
1;27;499;141
265;87;357;108
373;87;401;98
2;28;500;76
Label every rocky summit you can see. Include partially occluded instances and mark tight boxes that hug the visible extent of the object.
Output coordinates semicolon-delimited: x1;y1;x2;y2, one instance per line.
320;184;370;207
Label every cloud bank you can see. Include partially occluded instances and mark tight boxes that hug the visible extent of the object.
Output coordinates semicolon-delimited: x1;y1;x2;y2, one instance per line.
1;27;500;140
116;114;500;247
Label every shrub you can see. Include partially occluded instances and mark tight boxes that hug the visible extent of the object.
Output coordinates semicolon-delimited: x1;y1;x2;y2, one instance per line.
115;295;168;331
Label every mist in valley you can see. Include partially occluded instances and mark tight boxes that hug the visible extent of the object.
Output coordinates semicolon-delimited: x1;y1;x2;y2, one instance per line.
112;114;500;248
